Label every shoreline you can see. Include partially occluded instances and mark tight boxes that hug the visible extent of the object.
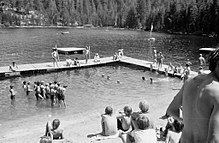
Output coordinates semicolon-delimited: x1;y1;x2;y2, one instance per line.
1;25;218;38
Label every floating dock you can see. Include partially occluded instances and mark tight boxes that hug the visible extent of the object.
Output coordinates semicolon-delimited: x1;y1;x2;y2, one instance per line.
0;56;199;80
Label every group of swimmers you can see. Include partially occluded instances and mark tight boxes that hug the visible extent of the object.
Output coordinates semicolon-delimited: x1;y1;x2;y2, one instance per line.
11;80;67;108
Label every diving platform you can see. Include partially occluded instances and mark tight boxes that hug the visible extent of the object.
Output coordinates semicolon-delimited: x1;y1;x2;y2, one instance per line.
0;56;200;80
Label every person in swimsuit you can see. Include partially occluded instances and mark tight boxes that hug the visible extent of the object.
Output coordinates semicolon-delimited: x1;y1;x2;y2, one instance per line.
117;106;132;132
9;85;15;100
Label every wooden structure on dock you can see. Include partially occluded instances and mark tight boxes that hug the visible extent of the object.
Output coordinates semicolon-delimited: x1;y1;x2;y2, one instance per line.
0;56;200;80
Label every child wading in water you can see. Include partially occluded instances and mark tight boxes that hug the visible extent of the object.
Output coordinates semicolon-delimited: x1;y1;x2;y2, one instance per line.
9;85;16;100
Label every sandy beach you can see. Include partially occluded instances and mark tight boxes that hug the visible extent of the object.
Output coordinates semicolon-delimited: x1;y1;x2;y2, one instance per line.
0;85;179;143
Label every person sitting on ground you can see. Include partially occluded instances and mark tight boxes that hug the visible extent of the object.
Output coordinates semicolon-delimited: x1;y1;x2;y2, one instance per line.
87;106;120;142
165;118;184;143
131;100;154;130
125;115;157;143
66;56;72;67
94;53;100;63
9;62;18;72
101;106;118;136
44;119;63;140
161;116;175;138
117;106;133;133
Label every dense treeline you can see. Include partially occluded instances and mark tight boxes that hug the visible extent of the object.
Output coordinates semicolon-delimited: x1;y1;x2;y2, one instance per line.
0;0;219;36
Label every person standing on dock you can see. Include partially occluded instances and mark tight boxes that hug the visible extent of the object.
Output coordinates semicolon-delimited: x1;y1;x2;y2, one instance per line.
85;46;90;64
157;52;164;70
152;47;157;65
198;54;206;66
166;48;219;143
52;46;59;67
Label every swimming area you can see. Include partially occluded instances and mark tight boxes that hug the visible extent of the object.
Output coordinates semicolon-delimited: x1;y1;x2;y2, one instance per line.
0;27;219;123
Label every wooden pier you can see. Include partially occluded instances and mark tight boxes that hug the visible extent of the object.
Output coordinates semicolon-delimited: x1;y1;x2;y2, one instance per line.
0;56;199;80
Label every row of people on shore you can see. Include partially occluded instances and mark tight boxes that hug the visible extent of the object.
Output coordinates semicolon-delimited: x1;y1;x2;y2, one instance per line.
86;100;183;143
42;101;182;143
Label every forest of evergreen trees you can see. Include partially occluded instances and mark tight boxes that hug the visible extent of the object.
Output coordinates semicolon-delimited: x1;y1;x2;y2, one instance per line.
0;0;219;36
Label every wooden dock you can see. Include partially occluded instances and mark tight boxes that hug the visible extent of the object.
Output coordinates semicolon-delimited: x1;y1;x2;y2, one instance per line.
0;56;199;80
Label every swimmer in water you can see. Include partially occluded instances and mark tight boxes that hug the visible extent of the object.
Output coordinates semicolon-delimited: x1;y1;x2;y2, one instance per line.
107;75;111;80
9;85;16;100
150;78;153;84
102;74;105;78
117;80;120;84
142;77;146;81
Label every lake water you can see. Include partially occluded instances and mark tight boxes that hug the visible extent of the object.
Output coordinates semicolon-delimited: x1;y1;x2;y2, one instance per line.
0;28;219;124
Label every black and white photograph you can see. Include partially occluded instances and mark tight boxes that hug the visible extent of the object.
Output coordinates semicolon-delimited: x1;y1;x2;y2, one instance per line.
0;0;219;143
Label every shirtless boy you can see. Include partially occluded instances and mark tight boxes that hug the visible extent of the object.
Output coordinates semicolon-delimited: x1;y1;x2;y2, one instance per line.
166;48;219;143
45;119;63;140
101;106;118;136
52;47;59;67
117;106;132;132
131;100;154;130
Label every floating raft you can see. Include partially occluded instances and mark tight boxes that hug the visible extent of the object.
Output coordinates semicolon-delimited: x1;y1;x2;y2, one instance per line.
0;56;201;80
